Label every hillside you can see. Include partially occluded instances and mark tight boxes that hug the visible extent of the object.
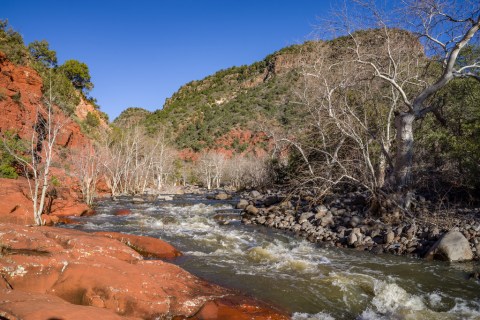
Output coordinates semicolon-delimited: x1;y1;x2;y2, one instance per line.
115;42;322;152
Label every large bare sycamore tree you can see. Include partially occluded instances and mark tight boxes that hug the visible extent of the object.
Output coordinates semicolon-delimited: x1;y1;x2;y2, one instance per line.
353;0;479;189
303;0;480;202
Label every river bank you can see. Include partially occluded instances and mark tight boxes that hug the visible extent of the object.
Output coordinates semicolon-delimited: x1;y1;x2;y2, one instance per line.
1;188;479;319
237;189;480;262
58;193;480;319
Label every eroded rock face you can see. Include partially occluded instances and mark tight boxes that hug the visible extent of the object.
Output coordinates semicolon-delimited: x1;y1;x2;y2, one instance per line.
0;52;89;150
425;231;474;262
0;224;289;319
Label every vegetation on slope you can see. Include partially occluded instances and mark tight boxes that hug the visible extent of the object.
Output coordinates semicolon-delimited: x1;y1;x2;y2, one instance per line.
116;43;314;151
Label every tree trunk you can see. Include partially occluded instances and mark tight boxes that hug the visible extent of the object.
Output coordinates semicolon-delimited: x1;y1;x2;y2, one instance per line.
376;153;386;188
392;112;415;190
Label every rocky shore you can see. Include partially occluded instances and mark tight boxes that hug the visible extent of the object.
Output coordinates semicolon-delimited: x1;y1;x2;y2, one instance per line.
236;190;480;262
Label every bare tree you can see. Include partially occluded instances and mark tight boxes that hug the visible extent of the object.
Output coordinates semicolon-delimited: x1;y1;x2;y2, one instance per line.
299;39;401;199
71;143;102;205
3;87;67;225
336;0;480;192
151;130;176;190
98;136;124;197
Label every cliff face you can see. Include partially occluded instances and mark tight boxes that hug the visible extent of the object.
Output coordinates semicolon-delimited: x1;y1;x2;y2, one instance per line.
74;94;109;130
0;51;101;222
0;51;90;149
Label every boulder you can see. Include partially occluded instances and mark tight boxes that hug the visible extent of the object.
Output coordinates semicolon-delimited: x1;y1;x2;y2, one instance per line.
384;231;395;244
245;205;259;215
425;231;474;262
250;190;262;199
349;216;362;228
314;205;328;215
214;192;232;200
113;209;132;216
256;216;267;225
263;195;282;207
94;231;182;259
348;232;358;246
131;197;144;203
320;212;334;227
192;295;289;320
298;212;314;224
40;214;59;226
236;199;249;210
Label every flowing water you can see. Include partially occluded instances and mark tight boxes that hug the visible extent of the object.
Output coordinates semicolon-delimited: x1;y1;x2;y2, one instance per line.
60;194;480;319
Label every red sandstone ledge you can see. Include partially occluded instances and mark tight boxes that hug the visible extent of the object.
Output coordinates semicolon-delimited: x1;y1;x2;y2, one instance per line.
0;223;289;319
94;231;182;259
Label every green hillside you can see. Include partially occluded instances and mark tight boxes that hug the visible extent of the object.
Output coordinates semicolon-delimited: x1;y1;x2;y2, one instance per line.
115;42;321;151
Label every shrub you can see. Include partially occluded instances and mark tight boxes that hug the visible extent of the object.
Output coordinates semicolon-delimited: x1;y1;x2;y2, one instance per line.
0;163;18;179
85;112;100;127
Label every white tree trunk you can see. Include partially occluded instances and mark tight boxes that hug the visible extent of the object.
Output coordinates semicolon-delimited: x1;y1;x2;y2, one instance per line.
392;112;415;190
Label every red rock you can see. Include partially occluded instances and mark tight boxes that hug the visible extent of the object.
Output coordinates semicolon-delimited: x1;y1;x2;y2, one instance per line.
95;231;182;259
57;216;83;225
0;289;140;320
80;208;96;216
0;52;90;151
191;296;290;320
0;178;35;225
74;95;109;129
114;208;133;216
0;53;109;225
40;214;59;226
0;224;289;319
96;177;111;195
0;178;90;225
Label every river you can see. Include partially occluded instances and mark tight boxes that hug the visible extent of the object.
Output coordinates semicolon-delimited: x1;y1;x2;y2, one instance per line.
59;194;480;319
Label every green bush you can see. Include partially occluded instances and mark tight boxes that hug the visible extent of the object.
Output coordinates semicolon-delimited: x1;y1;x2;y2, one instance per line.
0;163;18;179
85;112;100;127
50;175;61;187
0;20;29;65
60;59;93;94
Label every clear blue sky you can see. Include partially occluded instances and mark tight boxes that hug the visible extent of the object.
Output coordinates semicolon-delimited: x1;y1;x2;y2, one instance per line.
2;0;336;120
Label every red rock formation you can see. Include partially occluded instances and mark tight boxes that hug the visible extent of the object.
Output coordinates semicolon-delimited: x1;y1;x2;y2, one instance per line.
0;51;90;149
0;289;140;320
94;231;182;259
0;178;90;225
0;51;111;224
74;94;109;129
0;224;289;319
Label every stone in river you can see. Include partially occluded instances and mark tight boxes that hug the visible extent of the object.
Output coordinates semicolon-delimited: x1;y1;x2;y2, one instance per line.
425;231;474;262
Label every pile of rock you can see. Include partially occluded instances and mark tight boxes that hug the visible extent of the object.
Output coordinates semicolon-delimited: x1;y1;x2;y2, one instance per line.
239;190;479;262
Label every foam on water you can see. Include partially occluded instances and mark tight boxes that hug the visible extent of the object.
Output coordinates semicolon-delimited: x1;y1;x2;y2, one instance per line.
292;311;336;320
359;280;480;320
